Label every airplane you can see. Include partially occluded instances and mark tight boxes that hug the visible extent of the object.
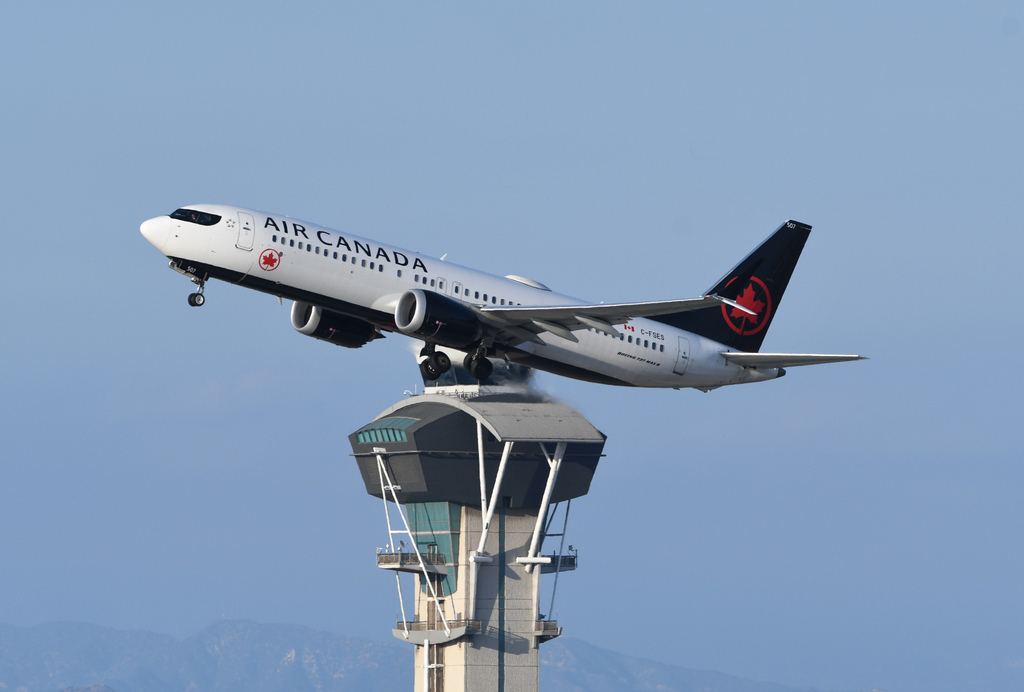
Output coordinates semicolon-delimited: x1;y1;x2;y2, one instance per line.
140;205;863;389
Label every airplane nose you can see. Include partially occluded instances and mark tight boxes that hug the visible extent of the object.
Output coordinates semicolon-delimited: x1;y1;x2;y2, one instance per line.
140;215;169;250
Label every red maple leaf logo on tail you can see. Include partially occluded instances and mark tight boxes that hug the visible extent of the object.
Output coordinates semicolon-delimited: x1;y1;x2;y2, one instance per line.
721;276;772;336
730;284;765;325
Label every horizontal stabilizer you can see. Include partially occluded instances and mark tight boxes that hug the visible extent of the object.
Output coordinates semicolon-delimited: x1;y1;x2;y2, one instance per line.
721;352;866;368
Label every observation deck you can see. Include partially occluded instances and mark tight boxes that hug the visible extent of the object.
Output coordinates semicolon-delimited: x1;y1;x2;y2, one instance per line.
376;550;448;575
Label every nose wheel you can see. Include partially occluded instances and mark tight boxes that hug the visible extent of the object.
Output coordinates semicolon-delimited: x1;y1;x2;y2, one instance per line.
186;278;206;307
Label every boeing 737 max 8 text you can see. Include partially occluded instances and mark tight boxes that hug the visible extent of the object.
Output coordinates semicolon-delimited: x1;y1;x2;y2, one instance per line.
140;205;863;389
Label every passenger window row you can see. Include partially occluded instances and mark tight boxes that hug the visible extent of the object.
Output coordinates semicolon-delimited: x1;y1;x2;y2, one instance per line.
587;328;665;352
271;235;388;273
410;275;520;306
268;234;526;306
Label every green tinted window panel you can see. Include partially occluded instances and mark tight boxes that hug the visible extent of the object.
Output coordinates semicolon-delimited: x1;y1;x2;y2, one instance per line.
409;502;461;534
357;428;405;444
356;417;418;444
408;502;462;597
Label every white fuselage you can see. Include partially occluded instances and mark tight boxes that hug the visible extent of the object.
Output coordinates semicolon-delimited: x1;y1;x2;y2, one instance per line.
141;204;781;389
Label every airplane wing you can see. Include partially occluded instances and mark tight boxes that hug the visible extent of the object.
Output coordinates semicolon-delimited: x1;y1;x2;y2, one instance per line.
720;352;866;368
476;295;751;345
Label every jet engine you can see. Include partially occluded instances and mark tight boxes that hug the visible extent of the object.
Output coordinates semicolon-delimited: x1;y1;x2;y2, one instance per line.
290;301;380;348
394;289;483;348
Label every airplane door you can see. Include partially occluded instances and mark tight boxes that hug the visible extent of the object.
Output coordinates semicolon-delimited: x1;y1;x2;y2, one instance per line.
436;277;448;295
236;212;255;250
452;281;464;298
673;336;690;375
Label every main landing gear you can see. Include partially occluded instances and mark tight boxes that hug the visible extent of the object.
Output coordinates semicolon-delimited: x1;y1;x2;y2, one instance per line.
464;348;493;381
418;345;494;382
419;345;452;381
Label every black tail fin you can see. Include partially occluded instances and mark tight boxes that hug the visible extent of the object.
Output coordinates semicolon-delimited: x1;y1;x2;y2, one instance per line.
652;220;811;352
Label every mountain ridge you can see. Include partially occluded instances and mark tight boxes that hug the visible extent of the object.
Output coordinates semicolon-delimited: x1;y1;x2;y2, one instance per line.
0;619;834;692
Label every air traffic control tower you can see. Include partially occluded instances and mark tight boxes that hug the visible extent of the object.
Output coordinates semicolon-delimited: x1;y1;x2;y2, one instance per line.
348;377;606;692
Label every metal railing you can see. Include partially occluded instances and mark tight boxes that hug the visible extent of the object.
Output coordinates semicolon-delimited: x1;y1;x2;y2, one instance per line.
540;554;577;573
377;551;447;568
395;619;481;633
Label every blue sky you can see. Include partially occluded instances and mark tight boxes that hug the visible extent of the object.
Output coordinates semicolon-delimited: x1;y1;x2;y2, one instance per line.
2;3;1022;691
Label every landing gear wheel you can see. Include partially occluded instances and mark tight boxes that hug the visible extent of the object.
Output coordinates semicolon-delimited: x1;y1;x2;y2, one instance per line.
420;359;441;380
464;352;493;380
418;344;451;379
472;358;493;380
187;277;207;307
432;351;451;374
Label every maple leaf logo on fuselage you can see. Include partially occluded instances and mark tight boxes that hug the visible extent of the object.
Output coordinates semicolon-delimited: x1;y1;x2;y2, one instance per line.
260;249;280;271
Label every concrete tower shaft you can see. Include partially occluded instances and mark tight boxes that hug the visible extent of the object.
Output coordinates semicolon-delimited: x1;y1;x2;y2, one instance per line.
350;392;605;692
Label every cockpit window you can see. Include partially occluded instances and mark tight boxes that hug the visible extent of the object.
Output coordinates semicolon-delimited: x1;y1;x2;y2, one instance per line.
170;208;221;226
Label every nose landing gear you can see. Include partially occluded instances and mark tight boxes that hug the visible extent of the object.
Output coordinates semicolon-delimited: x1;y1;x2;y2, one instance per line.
169;261;208;307
186;277;206;307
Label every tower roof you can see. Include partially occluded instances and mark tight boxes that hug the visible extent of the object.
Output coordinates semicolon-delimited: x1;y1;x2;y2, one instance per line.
349;393;605;508
374;394;606;444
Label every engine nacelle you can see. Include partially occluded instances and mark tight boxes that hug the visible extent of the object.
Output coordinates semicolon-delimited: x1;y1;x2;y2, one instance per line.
290;301;380;349
394;289;483;348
